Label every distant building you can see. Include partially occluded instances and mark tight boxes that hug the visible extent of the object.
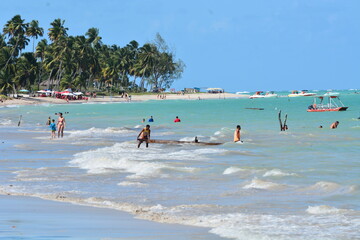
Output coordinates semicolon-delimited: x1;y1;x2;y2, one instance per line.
206;88;224;93
184;88;200;93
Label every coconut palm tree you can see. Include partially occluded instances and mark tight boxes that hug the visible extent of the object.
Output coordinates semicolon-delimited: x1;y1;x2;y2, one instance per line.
26;20;44;52
2;15;29;71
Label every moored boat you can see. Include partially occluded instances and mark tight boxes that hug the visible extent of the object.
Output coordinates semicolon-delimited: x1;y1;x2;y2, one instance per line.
249;91;265;99
264;91;278;98
288;90;316;97
307;94;348;112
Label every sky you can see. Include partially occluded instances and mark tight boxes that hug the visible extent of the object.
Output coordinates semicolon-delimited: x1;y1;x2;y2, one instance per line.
1;0;360;92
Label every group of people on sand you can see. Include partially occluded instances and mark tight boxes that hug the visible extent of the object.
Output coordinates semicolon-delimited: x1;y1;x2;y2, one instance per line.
46;113;65;139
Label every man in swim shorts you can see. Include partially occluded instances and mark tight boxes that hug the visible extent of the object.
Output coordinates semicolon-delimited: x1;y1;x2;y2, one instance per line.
137;125;151;148
234;125;241;142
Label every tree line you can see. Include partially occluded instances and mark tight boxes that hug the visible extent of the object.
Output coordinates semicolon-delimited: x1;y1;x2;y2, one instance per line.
0;15;185;95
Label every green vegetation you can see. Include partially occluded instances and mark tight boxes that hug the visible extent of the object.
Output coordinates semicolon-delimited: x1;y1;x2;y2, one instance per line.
0;15;185;95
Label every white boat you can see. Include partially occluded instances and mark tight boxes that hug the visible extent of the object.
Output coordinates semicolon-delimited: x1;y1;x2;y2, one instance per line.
323;91;340;96
264;91;278;98
288;90;316;97
249;91;265;99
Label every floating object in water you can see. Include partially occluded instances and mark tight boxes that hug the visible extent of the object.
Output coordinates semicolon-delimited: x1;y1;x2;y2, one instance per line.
245;108;264;110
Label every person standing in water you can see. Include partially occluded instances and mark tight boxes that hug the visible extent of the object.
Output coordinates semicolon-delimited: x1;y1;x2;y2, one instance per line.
234;125;241;142
137;125;151;148
57;112;66;138
330;121;339;129
49;119;56;139
46;116;51;125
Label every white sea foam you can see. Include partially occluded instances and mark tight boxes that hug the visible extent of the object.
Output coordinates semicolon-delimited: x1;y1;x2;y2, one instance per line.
117;181;148;187
70;142;223;178
243;178;286;190
0;119;12;126
67;127;136;138
306;205;353;215
263;169;297;177
223;167;245;175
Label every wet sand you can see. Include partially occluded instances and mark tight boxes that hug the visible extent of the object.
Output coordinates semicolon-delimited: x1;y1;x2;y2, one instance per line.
0;194;224;240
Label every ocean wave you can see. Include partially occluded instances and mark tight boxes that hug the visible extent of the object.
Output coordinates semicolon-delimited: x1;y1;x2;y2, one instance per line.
263;169;297;177
0;119;12;126
300;181;356;195
223;167;245;175
69;142;221;178
306;205;353;215
243;178;286;190
117;181;149;187
1;185;359;240
67;127;136;138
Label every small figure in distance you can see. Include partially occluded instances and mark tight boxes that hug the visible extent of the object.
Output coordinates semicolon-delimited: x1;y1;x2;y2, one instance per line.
137;125;151;148
174;116;181;122
194;136;199;143
234;125;242;142
142;118;145;123
49;119;56;139
57;112;66;138
281;124;288;131
46;116;51;125
319;125;323;128
330;121;339;129
148;116;154;122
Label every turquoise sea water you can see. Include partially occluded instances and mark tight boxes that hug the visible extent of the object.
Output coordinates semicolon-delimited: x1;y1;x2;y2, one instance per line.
0;91;359;240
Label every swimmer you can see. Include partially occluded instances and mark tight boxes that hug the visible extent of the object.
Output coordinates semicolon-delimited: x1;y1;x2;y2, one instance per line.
148;116;154;122
330;121;339;129
174;116;181;122
57;112;66;138
137;125;151;148
234;125;241;142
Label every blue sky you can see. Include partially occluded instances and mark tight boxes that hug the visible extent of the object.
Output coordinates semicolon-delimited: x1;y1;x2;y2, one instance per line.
1;0;359;92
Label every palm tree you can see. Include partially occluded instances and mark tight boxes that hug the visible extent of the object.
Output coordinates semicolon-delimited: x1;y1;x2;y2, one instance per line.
26;20;44;52
2;15;29;71
48;19;68;42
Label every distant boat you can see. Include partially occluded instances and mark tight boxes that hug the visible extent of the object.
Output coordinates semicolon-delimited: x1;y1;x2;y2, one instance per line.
307;94;348;112
236;91;250;94
264;91;278;98
288;90;316;97
249;91;265;99
323;91;340;96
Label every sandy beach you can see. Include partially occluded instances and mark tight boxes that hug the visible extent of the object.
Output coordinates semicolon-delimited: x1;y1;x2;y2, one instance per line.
0;92;247;107
0;194;223;240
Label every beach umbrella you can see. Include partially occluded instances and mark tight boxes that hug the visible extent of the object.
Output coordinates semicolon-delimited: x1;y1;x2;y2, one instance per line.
19;89;29;93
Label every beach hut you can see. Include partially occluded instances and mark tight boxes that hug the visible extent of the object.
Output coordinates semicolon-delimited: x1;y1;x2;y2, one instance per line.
206;88;224;93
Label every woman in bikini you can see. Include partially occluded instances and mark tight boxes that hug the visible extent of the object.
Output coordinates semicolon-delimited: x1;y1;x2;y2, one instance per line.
57;112;66;138
137;125;151;148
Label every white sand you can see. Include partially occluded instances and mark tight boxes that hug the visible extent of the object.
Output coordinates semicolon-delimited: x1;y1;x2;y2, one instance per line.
0;194;224;239
0;93;247;107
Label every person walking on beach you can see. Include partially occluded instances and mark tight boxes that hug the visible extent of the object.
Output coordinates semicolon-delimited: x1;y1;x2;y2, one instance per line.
330;121;339;129
137;125;151;148
234;125;241;142
57;112;66;138
49;119;56;139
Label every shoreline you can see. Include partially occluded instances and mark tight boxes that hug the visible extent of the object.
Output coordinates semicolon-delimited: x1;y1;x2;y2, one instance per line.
0;194;224;240
0;92;248;107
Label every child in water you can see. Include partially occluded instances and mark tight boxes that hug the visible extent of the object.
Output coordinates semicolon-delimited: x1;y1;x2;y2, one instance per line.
50;119;56;139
